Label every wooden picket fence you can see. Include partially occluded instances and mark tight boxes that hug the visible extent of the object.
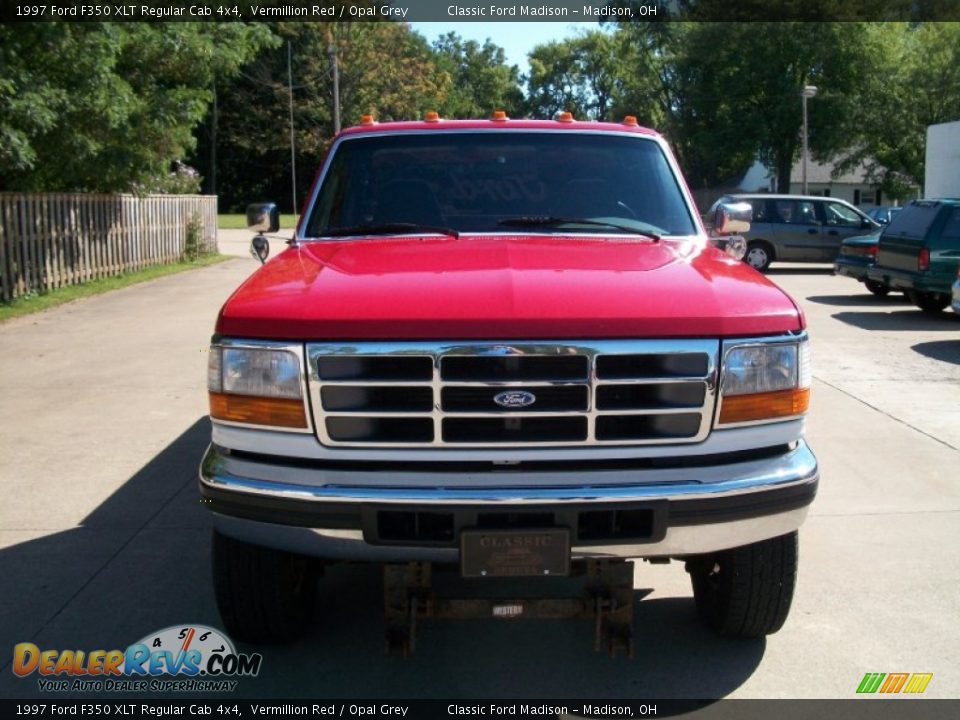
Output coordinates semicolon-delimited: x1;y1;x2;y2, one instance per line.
0;193;218;302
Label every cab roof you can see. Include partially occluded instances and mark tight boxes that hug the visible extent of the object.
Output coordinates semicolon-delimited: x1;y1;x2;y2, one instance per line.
338;118;660;138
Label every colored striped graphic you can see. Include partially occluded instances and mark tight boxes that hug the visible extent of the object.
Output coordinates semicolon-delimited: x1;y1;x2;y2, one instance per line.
903;673;934;694
857;672;933;694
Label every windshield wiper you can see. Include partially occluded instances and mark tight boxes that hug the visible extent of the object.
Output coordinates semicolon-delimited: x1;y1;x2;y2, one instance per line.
497;216;661;242
321;222;459;239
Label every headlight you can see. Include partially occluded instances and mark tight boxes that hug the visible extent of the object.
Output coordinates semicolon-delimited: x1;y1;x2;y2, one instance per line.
718;338;810;425
222;348;301;398
722;344;800;396
207;345;307;429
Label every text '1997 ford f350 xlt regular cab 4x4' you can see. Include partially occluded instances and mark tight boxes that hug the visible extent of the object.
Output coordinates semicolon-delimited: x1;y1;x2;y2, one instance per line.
200;115;817;656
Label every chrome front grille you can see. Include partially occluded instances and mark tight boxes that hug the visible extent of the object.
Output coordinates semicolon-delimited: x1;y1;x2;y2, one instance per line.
306;341;719;448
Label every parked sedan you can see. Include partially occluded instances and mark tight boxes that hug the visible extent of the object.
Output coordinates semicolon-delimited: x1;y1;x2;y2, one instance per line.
708;194;880;271
833;230;891;295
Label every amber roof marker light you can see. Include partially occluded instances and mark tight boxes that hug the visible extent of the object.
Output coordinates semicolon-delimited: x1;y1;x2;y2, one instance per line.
424;111;441;122
623;115;639;126
360;114;376;126
558;111;574;123
491;110;509;121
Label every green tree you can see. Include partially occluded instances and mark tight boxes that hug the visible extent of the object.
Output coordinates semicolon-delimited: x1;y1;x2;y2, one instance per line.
671;21;882;192
605;22;673;130
0;22;272;193
527;30;631;120
335;22;450;123
429;32;524;118
836;22;960;197
195;22;450;212
527;40;587;119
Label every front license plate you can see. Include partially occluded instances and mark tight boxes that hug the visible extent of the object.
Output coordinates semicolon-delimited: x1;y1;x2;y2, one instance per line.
460;528;570;578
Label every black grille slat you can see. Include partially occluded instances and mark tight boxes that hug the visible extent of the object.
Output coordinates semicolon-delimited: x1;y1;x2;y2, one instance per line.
317;356;433;381
321;386;433;412
443;417;587;443
595;413;702;441
441;355;588;381
378;512;454;542
326;417;434;443
596;382;705;410
577;509;655;540
596;353;708;379
442;385;588;412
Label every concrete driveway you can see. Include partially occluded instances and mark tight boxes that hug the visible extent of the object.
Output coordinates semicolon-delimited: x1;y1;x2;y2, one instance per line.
1;248;957;701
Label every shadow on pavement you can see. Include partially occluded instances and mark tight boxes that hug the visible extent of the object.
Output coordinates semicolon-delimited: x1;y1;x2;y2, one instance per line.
830;310;960;332
806;294;908;307
912;340;960;366
0;419;217;695
235;566;765;700
1;419;765;700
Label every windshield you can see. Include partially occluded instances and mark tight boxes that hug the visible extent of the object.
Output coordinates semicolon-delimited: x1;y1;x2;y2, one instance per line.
304;132;698;238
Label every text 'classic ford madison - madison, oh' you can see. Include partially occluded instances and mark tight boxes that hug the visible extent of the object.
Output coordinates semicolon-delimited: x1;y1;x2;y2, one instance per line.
200;115;817;655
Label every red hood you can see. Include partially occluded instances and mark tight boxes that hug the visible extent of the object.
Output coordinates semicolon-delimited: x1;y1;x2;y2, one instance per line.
217;235;802;339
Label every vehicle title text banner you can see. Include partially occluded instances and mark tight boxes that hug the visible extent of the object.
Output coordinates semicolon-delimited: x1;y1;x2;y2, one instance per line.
4;0;959;23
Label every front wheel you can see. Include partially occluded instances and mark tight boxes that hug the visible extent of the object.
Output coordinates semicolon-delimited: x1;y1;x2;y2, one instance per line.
212;530;319;643
686;532;798;638
864;280;890;297
744;241;773;272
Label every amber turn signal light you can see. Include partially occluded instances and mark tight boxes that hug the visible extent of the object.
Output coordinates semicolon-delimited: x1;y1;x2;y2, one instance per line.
209;392;307;429
718;388;810;425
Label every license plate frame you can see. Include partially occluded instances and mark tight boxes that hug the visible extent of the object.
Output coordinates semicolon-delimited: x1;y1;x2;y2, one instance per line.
460;528;571;578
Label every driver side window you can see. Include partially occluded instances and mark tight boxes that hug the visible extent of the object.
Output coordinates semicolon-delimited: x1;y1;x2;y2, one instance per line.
825;202;863;227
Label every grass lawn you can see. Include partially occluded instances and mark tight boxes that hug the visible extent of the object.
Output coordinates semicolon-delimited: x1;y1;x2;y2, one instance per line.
0;254;232;324
218;214;299;230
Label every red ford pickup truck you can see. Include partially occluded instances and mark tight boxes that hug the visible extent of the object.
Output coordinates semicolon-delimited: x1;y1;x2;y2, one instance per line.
201;117;817;653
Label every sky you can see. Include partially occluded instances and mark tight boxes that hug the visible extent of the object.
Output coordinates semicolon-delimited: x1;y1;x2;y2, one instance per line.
408;22;594;74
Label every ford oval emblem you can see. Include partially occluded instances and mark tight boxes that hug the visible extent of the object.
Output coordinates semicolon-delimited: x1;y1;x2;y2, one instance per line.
494;390;537;408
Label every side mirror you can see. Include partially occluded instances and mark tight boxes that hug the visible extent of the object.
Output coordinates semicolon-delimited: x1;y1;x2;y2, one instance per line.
714;202;752;235
246;202;280;234
250;235;270;264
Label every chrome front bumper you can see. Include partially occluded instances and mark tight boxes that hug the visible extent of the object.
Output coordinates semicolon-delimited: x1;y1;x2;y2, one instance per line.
200;440;818;560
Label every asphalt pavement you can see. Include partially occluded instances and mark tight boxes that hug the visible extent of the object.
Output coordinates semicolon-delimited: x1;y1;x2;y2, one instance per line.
1;235;957;701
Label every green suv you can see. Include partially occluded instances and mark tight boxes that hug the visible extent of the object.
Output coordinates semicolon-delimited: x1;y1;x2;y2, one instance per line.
867;199;960;313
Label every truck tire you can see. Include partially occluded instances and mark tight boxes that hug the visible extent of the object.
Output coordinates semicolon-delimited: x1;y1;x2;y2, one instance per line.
864;280;890;297
744;241;774;272
212;530;318;643
686;531;798;638
908;290;950;314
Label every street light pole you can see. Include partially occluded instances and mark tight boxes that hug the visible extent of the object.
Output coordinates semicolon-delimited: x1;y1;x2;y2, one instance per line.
328;41;341;135
801;85;818;195
287;40;297;217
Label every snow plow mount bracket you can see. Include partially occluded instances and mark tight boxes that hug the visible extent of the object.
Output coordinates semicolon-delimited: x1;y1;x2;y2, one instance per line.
383;559;636;658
